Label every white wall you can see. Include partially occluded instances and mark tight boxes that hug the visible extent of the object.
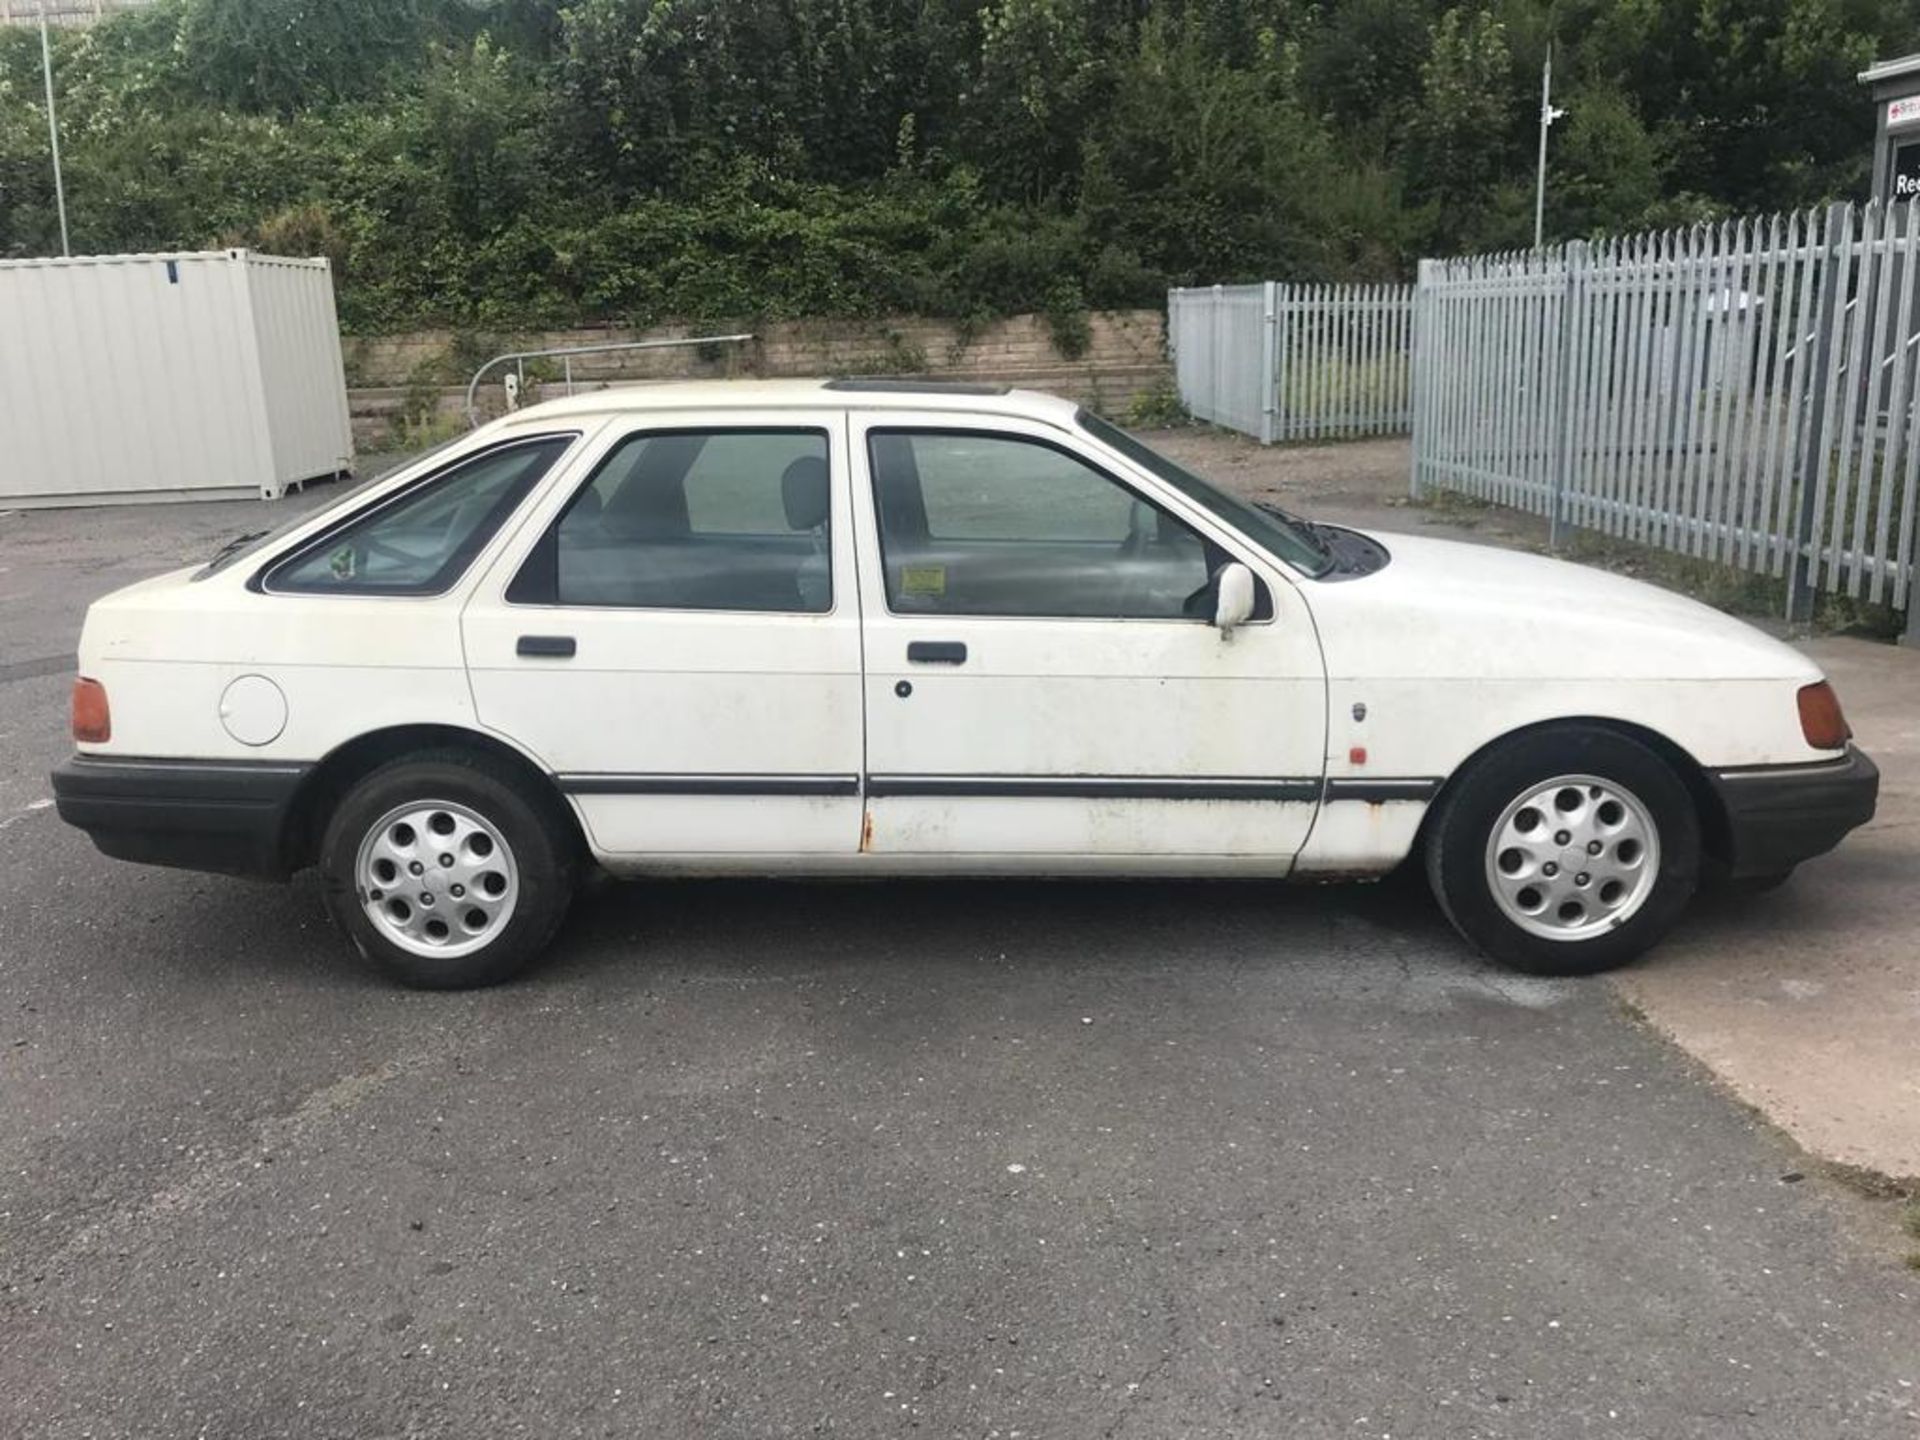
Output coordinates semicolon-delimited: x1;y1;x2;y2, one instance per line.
0;250;352;507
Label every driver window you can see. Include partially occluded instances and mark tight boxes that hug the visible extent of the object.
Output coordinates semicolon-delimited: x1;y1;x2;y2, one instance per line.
267;437;572;595
869;430;1216;619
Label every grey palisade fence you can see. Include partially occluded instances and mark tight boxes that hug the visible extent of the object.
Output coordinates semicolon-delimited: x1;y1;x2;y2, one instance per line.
1412;201;1920;639
1168;282;1415;443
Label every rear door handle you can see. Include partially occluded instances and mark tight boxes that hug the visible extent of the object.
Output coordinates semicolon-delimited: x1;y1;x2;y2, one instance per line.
516;634;577;658
907;641;967;665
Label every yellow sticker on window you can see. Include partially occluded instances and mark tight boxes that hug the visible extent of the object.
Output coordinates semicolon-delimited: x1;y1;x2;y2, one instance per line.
900;564;946;595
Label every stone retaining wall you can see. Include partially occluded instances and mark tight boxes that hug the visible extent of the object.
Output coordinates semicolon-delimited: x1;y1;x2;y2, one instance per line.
346;310;1171;451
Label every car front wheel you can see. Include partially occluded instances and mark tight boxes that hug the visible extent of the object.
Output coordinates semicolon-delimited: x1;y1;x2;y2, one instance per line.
319;751;576;989
1423;726;1701;976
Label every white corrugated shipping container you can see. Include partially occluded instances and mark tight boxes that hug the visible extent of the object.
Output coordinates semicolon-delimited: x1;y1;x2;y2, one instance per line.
0;249;354;507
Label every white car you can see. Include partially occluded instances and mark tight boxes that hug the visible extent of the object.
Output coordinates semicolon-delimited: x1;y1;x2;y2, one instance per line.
53;380;1877;988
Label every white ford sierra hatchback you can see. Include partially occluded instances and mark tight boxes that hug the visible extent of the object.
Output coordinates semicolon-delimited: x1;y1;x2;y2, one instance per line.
54;380;1877;988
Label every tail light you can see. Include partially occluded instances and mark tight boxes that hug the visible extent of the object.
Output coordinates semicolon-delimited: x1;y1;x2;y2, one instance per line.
71;677;111;743
1796;681;1850;750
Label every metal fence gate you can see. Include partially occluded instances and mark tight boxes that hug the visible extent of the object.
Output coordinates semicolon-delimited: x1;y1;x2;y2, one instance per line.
1169;282;1415;443
1412;201;1920;638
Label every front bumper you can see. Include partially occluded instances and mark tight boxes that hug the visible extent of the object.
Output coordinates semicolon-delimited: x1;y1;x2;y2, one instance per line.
51;755;310;880
1706;747;1879;879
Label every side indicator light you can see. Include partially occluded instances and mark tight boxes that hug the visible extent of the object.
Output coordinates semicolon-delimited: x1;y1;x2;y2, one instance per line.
1796;681;1850;750
72;677;111;743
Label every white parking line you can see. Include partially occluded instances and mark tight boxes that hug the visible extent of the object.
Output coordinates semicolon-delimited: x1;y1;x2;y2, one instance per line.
0;798;53;832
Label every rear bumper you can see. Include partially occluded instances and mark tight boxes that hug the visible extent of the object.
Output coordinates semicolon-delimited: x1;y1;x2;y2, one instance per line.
51;755;309;880
1707;747;1879;878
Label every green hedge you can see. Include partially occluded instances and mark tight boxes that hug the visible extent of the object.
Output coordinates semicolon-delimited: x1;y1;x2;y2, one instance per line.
1;0;1911;334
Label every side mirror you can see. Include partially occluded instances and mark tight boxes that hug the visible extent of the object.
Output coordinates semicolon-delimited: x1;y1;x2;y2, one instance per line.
1213;562;1256;637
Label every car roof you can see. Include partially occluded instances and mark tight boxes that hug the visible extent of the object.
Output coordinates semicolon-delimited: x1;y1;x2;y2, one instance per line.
489;377;1084;433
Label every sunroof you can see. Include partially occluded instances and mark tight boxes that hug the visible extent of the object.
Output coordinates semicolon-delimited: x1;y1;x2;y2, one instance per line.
822;378;1011;395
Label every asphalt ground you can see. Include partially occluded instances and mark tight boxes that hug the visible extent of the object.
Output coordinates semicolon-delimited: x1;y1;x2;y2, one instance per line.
1;477;1916;1438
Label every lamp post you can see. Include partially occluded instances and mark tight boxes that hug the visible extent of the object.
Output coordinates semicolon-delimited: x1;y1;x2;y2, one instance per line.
1533;46;1566;251
39;0;72;257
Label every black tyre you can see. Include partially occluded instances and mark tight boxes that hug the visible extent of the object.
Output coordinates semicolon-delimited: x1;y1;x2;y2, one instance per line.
319;750;576;989
1423;725;1701;976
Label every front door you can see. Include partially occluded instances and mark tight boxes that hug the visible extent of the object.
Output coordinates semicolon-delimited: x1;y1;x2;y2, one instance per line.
849;413;1327;869
462;411;864;857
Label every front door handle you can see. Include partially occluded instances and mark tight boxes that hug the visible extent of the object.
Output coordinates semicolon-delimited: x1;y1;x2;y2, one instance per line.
907;641;967;665
516;634;577;658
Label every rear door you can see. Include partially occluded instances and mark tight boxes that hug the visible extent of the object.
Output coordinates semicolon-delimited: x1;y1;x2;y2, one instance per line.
461;408;864;857
849;411;1327;868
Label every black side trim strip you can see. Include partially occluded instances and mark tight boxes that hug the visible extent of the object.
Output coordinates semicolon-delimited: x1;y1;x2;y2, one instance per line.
558;774;860;797
552;773;1447;803
1710;755;1857;780
865;775;1322;801
1322;777;1441;802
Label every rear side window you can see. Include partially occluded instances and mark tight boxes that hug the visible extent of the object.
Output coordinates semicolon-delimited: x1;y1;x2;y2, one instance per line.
265;437;573;596
508;429;833;613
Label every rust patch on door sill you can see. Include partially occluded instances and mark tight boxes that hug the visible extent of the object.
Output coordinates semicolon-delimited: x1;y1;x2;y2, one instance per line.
859;808;875;853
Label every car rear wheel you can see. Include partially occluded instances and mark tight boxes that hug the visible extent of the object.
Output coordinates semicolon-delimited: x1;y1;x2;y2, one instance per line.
319;751;575;989
1424;726;1701;976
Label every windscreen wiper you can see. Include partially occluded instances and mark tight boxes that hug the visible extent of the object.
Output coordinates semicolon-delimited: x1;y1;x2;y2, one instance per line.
1254;500;1333;558
208;529;270;564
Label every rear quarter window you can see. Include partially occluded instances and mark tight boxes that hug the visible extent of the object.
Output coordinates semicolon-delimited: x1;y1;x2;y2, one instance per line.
262;436;574;597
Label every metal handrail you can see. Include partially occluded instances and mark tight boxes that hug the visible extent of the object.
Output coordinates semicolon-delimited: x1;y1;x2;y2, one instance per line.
464;333;755;425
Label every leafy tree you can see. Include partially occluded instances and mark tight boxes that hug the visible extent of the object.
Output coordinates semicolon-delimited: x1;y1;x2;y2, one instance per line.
2;0;1916;327
1406;7;1517;248
1079;16;1331;283
970;0;1111;201
1300;0;1436;146
1550;85;1664;236
177;0;461;113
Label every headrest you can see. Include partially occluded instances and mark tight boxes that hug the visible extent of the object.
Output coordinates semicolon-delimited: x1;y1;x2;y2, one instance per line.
781;454;830;531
